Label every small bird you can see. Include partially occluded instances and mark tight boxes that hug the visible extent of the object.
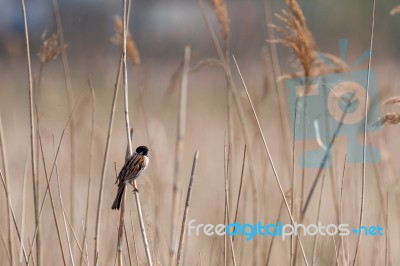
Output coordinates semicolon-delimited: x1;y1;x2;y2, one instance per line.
112;146;149;210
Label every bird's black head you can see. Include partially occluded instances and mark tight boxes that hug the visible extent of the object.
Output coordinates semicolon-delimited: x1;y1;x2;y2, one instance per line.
136;146;149;156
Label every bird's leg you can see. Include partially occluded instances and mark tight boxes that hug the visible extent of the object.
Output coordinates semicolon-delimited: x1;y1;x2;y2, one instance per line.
130;181;139;193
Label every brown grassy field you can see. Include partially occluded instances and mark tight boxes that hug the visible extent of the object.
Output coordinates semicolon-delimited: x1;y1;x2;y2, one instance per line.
0;0;399;265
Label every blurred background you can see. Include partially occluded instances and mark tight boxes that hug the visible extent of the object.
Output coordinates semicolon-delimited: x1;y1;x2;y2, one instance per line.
0;0;400;265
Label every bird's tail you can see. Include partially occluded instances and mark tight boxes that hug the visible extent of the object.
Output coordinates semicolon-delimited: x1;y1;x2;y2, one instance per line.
111;183;126;210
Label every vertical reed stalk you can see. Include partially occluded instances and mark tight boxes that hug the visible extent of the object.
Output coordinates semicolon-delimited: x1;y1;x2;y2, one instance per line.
263;0;292;181
0;170;28;264
81;78;95;266
0;114;14;266
51;0;76;242
354;0;376;264
233;55;309;265
177;151;199;266
19;149;29;265
93;55;122;265
38;134;67;266
26;96;80;265
119;0;153;264
170;46;191;266
197;7;261;264
117;1;130;265
130;211;140;265
19;0;38;264
223;141;237;266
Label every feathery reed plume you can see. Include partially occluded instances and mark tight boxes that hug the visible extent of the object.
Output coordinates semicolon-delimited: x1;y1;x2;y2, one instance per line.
381;113;400;125
271;0;317;78
38;32;66;64
208;0;229;42
271;0;348;80
381;96;400;125
112;15;141;66
319;52;350;74
383;96;400;105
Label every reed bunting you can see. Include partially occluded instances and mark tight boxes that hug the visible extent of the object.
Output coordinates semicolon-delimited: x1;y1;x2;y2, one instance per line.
112;145;149;210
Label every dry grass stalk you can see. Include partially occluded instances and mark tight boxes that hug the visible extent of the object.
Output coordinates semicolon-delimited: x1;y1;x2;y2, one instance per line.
167;58;224;95
117;190;126;266
123;223;133;266
81;78;95;266
38;32;66;63
129;211;140;265
133;191;153;266
191;58;224;73
311;173;326;266
233;145;246;230
354;1;376;264
381;112;400;125
112;16;141;66
233;55;309;265
38;134;68;266
64;214;86;265
166;60;184;94
20;0;40;264
0;169;29;264
0;231;10;264
118;5;134;266
198;0;260;241
208;0;229;42
384;193;392;265
265;199;285;265
53;136;75;266
264;0;294;188
94;55;122;265
118;2;131;265
223;140;237;266
43;3;80;263
119;0;153;264
271;5;344;262
0;113;15;266
261;46;273;99
169;46;191;266
177;151;199;266
26;95;81;265
339;156;348;265
51;0;77;245
19;150;29;265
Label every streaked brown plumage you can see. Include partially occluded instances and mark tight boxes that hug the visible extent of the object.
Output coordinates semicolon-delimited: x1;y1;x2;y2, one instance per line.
112;146;149;210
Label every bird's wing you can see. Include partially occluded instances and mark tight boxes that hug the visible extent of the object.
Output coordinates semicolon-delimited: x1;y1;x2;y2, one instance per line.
117;154;146;184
